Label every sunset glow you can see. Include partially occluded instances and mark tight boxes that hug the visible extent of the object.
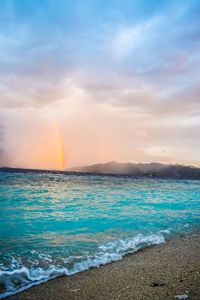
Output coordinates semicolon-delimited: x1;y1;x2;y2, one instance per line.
55;124;66;170
0;0;200;169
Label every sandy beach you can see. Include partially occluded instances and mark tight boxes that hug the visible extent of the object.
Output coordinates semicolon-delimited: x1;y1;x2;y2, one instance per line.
7;232;200;300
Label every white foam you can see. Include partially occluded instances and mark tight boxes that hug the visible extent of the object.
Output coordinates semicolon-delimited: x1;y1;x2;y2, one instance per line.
160;228;171;234
0;233;165;299
99;233;165;253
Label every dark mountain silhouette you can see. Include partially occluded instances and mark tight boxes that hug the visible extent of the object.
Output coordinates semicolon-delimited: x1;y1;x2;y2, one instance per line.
1;162;200;179
69;161;200;179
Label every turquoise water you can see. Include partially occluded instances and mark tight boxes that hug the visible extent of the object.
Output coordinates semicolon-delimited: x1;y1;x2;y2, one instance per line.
0;170;200;298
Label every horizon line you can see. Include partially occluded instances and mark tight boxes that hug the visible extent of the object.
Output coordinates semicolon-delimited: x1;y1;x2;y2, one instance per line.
0;160;199;173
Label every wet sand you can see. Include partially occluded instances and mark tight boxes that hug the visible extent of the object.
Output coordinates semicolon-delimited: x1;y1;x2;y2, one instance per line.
8;232;200;300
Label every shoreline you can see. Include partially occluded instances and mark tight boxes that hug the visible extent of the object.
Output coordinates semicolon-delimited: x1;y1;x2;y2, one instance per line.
7;231;200;300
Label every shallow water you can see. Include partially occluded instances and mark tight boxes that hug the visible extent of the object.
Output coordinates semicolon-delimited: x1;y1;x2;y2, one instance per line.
0;170;200;298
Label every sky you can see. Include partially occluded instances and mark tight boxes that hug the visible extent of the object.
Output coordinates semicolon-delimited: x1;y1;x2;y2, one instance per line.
0;0;200;170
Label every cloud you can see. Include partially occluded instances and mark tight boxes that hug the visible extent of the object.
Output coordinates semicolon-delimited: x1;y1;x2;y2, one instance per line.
0;73;67;109
112;16;160;60
0;0;200;168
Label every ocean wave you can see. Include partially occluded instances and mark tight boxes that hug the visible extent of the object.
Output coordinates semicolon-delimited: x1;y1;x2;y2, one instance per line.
0;233;165;299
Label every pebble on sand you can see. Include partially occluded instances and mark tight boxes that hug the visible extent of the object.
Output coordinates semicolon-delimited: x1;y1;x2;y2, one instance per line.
175;295;188;300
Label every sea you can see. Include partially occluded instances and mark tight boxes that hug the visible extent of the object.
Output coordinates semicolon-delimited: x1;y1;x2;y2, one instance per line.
0;169;200;298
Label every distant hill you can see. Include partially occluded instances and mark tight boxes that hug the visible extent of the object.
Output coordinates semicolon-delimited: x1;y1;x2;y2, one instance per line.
69;161;200;179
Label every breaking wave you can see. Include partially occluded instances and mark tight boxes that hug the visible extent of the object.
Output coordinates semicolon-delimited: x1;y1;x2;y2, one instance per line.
0;233;165;299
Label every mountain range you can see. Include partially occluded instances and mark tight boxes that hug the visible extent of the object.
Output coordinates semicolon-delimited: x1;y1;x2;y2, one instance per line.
69;161;200;179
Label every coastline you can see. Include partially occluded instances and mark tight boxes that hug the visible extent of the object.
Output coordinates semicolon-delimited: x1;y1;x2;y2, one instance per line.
7;231;200;300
